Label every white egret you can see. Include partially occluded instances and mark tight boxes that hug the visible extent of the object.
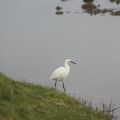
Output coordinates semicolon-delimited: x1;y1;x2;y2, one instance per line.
50;59;76;92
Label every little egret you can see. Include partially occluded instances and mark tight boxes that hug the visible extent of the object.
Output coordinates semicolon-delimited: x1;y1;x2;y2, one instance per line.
50;59;76;92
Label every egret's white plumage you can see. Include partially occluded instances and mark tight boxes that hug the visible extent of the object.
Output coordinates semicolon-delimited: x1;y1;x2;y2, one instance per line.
50;59;76;91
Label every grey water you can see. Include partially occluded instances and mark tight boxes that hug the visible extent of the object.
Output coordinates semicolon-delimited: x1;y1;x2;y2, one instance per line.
0;0;120;117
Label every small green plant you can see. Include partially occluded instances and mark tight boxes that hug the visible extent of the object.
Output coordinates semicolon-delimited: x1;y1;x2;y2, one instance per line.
99;100;120;120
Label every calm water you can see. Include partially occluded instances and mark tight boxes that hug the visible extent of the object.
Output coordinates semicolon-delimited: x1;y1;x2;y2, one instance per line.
0;0;120;117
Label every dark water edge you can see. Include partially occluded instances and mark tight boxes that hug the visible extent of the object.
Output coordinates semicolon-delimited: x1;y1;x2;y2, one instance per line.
56;0;120;16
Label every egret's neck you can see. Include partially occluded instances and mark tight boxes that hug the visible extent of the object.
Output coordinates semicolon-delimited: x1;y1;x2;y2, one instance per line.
64;62;70;72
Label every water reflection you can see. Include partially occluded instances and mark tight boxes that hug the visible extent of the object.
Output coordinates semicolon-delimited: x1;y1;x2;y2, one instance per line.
109;0;120;5
56;0;120;16
83;0;94;2
60;0;68;1
56;6;64;15
81;2;98;15
82;0;120;16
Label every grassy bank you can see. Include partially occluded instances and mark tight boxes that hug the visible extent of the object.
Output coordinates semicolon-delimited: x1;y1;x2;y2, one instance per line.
0;73;111;120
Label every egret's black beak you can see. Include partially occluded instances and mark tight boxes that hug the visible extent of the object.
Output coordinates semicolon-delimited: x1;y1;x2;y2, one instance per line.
70;61;77;64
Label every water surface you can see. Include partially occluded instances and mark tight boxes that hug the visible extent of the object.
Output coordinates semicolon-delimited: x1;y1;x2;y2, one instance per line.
0;0;120;117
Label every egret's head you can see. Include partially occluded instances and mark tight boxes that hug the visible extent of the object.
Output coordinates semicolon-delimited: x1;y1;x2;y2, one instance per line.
65;59;77;64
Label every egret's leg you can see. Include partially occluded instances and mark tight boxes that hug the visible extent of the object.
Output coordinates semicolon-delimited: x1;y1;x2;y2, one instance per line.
62;81;66;92
55;80;57;88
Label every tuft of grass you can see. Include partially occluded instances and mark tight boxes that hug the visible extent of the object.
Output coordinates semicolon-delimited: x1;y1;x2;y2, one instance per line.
0;73;112;120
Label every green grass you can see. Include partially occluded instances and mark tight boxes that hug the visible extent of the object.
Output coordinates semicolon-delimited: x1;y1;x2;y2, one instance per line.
0;73;111;120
